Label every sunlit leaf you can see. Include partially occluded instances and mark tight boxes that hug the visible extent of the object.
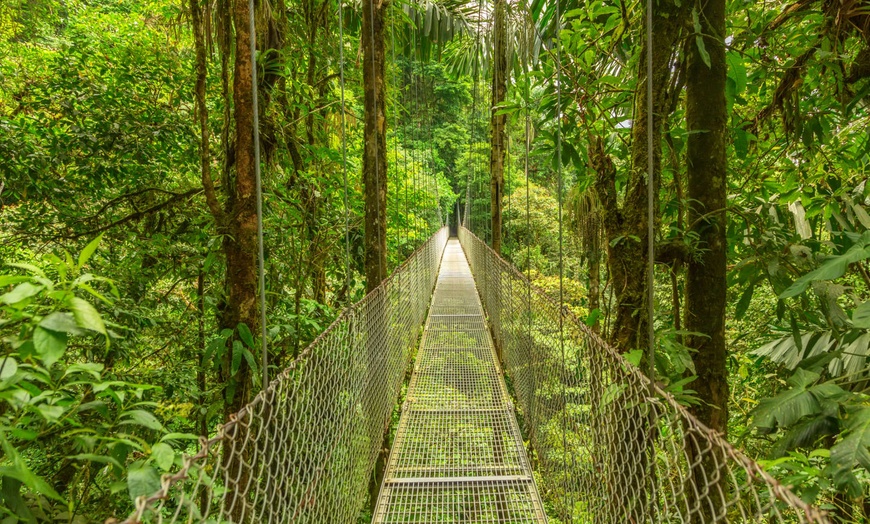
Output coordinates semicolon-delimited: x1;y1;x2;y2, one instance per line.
77;234;104;271
127;463;161;502
32;326;67;368
68;296;107;337
150;442;175;471
0;282;43;305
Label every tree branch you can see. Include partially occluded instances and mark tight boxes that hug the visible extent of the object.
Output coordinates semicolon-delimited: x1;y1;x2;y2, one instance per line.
63;187;204;239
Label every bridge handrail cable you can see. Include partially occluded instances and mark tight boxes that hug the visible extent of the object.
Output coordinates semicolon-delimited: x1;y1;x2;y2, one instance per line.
459;226;830;523
117;228;449;524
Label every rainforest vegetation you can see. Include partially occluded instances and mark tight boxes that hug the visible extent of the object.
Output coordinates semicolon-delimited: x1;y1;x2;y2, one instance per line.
2;0;870;520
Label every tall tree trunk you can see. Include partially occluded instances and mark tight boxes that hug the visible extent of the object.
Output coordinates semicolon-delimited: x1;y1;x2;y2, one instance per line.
686;0;728;448
217;1;260;517
489;0;507;254
685;0;728;518
590;3;687;521
362;0;388;292
362;0;390;509
224;0;258;419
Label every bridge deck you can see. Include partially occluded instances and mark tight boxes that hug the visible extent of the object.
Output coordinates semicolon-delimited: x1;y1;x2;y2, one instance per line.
373;239;546;523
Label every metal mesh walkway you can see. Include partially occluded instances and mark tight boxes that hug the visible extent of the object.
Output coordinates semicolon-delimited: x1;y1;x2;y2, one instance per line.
373;239;546;524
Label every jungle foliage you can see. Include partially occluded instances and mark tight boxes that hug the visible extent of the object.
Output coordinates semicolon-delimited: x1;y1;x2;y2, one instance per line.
2;0;870;520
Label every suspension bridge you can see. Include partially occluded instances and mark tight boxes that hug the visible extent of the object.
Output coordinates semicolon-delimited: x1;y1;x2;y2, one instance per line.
108;0;833;519
116;228;831;523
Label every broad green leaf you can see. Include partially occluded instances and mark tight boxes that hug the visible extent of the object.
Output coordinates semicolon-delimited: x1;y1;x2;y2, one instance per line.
8;428;37;441
77;282;112;305
127;463;161;502
0;476;36;523
237;323;255;349
754;335;800;369
734;283;755;320
753;369;821;429
0;356;18;380
35;404;65;421
780;244;870;298
774;414;838;456
70;453;123;470
161;432;200;442
0;466;65;503
77;234;103;270
852;204;870;229
231;340;243;376
32;326;67;368
788;368;821;389
64;362;104;379
120;410;164;432
790;313;803;353
726;51;746;94
150;442;175;471
691;9;710;68
852;301;870;329
0;282;43;305
695;35;711;68
828;407;870;498
242;348;259;385
39;312;82;334
601;382;626;408
838;332;870;375
5;263;46;279
68;296;107;336
584;308;602;327
0;275;29;287
624;349;643;368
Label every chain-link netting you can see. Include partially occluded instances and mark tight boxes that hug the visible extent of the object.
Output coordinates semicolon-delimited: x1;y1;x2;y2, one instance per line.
458;227;830;524
115;228;448;524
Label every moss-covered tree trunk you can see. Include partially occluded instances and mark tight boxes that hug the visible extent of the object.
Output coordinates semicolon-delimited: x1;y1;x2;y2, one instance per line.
190;0;257;438
362;0;390;509
489;0;507;254
208;0;261;518
363;0;388;292
223;0;258;421
685;0;728;518
594;3;684;354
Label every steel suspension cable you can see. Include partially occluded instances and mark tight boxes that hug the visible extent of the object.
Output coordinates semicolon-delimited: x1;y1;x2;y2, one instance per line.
424;75;443;227
248;0;268;386
552;0;569;498
465;78;476;230
389;15;405;252
523;56;533;429
423;66;439;228
409;22;430;239
338;0;351;295
505;115;511;251
413;32;420;237
645;0;656;380
467;0;483;234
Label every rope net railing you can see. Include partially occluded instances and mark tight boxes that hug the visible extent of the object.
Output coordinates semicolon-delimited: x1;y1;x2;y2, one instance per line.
458;227;831;524
116;228;449;524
